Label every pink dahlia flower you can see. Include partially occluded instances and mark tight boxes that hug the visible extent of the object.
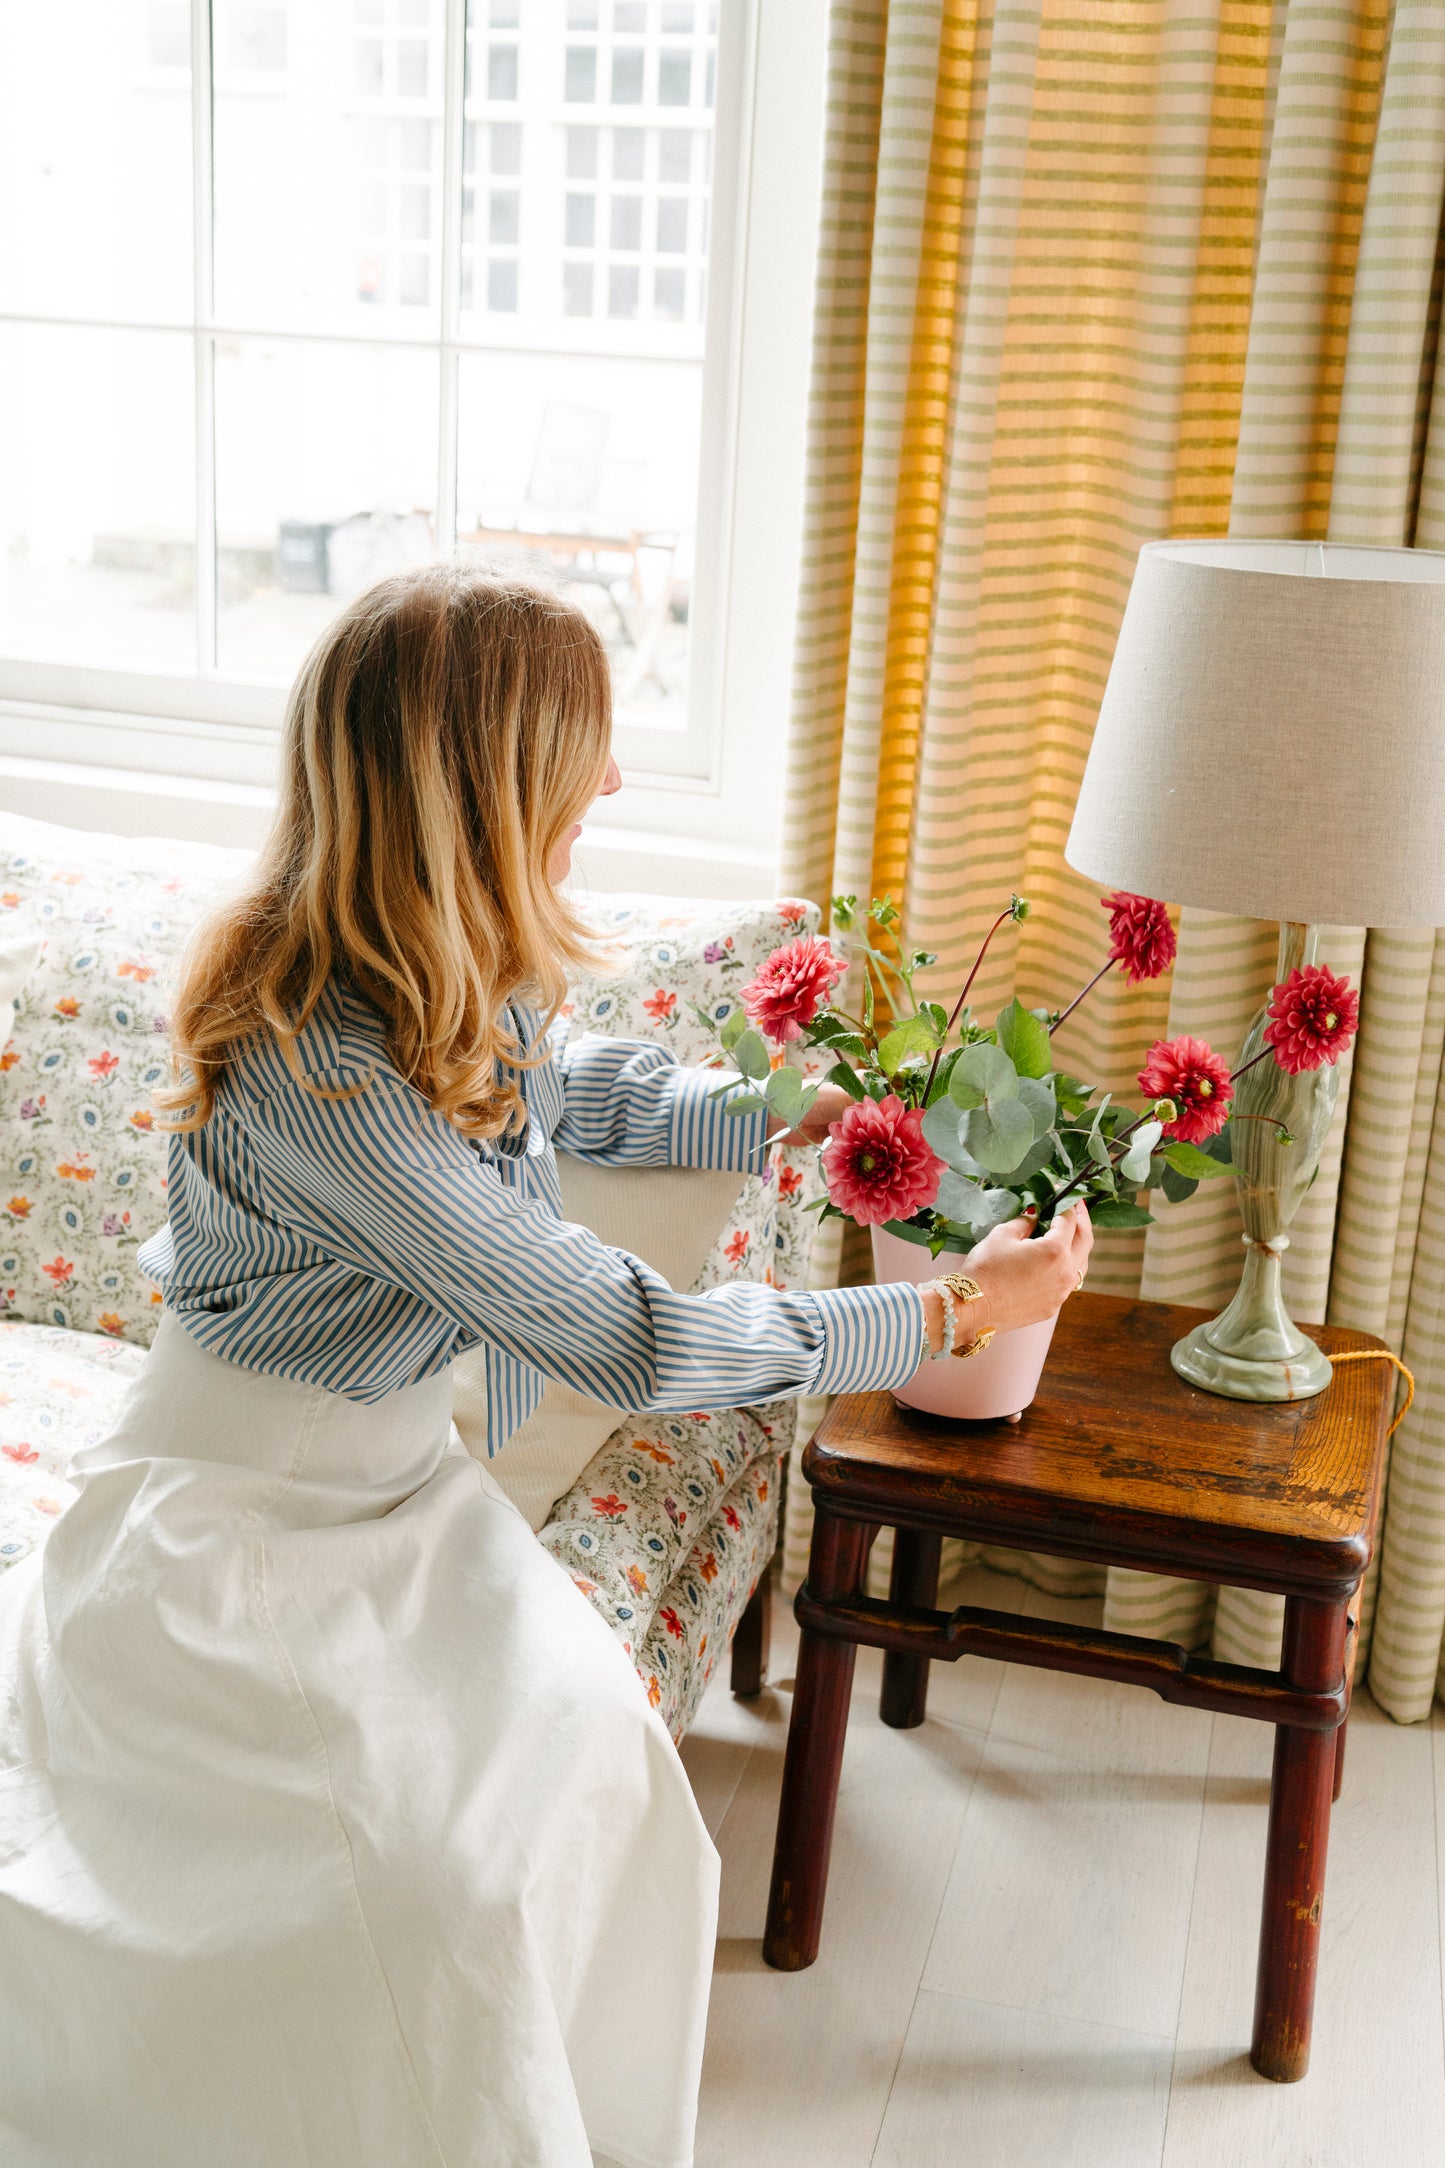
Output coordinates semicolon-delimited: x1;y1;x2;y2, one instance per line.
740;933;847;1044
1137;1034;1233;1144
821;1094;944;1227
1263;965;1359;1075
1103;892;1177;984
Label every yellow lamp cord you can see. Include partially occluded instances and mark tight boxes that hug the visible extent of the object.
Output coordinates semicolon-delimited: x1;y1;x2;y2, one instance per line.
1329;1349;1416;1438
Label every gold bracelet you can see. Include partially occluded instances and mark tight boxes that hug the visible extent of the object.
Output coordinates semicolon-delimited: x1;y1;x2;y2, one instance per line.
939;1273;993;1360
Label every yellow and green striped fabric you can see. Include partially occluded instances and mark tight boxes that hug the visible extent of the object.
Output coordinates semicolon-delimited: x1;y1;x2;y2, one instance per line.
782;0;1445;1722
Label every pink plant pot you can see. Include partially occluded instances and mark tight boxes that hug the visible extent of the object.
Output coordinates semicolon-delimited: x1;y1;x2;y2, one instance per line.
871;1224;1060;1422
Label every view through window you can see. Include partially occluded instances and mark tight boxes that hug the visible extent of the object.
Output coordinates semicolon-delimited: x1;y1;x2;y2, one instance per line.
0;0;722;737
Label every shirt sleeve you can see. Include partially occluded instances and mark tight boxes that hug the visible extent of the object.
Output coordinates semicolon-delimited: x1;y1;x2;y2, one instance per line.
233;1071;926;1415
551;1030;772;1173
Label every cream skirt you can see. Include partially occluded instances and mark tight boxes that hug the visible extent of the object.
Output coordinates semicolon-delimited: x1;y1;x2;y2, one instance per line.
0;1313;719;2168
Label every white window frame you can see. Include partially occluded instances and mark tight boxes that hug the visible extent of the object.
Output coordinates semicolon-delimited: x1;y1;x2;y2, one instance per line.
0;0;826;891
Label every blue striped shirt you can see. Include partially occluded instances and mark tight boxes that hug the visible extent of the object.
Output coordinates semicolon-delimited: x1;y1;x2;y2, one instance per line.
137;979;926;1454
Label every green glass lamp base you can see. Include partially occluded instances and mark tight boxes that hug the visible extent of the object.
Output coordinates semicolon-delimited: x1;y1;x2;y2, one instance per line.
1170;1321;1333;1404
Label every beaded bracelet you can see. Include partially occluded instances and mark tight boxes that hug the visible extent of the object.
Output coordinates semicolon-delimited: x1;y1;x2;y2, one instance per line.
920;1273;996;1362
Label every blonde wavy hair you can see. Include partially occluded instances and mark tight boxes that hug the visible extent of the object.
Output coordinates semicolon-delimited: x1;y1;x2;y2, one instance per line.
158;563;612;1138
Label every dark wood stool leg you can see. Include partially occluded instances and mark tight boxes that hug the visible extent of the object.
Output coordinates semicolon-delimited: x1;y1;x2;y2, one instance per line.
880;1527;943;1729
1331;1608;1358;1804
1331;1721;1347;1804
730;1573;771;1697
1251;1595;1349;2082
763;1509;873;1971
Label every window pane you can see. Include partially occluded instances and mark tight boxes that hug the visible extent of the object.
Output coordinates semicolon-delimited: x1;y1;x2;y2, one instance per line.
565;194;596;248
0;326;195;673
610;49;643;103
487;44;518;99
564;47;597;102
615;3;648;30
612;128;645;181
567;0;599;24
656;198;688;253
653;268;684;320
566;126;599;178
223;6;289;73
491;122;523;174
607;265;639;318
0;4;193;322
458;352;702;725
487;260;519;313
658;130;691;182
658;50;690;105
562;264;594;317
489;191;521;245
215;341;438;681
610;196;642;251
215;11;443;334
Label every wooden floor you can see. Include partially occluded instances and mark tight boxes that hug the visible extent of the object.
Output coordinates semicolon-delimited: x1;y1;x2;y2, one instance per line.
671;1564;1445;2168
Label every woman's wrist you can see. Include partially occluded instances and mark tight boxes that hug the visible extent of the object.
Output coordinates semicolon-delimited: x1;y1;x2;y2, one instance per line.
919;1277;994;1359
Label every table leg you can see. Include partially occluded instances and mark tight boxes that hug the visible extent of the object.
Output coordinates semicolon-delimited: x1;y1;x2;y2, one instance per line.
763;1508;873;1971
1332;1605;1359;1804
880;1527;943;1730
1251;1595;1349;2082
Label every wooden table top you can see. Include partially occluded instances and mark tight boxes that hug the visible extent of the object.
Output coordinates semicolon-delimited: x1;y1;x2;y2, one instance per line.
803;1295;1396;1598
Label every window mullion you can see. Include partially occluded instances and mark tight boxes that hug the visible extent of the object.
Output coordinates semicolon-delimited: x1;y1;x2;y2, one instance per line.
435;0;469;559
191;0;218;675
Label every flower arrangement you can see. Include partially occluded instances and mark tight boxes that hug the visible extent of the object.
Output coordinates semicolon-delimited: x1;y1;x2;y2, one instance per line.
704;893;1360;1257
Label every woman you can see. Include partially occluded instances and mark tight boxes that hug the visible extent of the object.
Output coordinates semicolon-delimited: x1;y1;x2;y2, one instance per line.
0;567;1090;2168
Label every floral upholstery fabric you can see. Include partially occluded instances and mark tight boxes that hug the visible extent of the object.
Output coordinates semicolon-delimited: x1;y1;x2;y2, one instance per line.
0;1321;146;1569
0;811;828;1726
537;1399;786;1737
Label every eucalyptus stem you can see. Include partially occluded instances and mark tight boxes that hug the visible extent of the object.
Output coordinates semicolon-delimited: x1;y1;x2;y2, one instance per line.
920;904;1017;1105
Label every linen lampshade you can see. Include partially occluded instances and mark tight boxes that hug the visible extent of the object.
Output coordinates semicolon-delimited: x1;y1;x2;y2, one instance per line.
1066;540;1445;927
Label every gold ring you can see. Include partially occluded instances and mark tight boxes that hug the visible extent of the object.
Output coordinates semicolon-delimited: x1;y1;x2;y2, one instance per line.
1074;1272;1086;1293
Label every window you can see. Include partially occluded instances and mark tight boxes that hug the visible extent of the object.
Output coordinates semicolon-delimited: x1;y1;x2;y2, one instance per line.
0;0;826;845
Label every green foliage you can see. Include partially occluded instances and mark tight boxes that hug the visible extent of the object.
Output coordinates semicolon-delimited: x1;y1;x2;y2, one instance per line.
719;1006;749;1053
1159;1164;1199;1204
878;1012;942;1074
1088;1199;1155;1229
995;997;1052;1080
826;1059;866;1100
1160;1138;1234;1180
731;1028;770;1082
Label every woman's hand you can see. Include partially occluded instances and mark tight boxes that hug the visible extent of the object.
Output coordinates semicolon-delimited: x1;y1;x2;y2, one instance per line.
767;1081;854;1147
920;1203;1093;1354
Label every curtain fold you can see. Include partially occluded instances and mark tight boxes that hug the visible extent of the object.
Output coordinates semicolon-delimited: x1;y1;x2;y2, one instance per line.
780;0;1445;1721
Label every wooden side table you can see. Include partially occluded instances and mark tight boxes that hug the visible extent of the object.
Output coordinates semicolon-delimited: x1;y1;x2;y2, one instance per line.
762;1294;1394;2083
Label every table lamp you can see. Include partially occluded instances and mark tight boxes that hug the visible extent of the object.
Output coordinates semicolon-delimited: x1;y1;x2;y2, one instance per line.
1066;539;1445;1402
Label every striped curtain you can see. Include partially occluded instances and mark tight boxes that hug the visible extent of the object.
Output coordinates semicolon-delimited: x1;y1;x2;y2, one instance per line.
780;0;1445;1722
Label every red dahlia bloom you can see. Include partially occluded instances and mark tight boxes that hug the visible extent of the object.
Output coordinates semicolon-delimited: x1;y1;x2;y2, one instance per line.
739;933;847;1043
821;1094;944;1227
1263;965;1360;1075
1136;1034;1233;1144
1103;892;1177;984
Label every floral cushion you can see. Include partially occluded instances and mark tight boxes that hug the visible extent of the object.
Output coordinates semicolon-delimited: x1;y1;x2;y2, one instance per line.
536;1399;785;1738
0;1321;147;1568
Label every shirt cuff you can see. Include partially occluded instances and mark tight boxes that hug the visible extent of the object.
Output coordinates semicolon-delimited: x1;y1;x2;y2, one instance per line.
805;1281;928;1397
663;1065;772;1172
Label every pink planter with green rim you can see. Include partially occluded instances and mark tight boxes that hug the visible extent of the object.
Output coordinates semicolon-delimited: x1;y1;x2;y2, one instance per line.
871;1223;1060;1422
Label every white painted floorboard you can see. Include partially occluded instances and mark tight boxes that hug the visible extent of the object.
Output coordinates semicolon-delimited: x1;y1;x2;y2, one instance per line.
677;1565;1445;2168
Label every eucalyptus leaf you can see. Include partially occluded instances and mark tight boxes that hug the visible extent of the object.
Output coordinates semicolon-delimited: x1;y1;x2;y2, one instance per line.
968;1186;1022;1236
936;1169;985;1222
949;1041;1019;1110
731;1028;771;1082
995;997;1052;1080
723;1093;768;1117
1119;1120;1163;1186
719;1007;749;1053
1054;1073;1096;1122
966;1096;1035;1173
763;1066;808;1123
999;1128;1062;1186
1017;1075;1057;1140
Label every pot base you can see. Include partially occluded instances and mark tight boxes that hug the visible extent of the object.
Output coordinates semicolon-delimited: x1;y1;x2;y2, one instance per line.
871;1224;1060;1422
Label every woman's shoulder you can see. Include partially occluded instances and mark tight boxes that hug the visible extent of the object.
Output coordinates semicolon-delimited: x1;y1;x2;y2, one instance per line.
225;979;409;1107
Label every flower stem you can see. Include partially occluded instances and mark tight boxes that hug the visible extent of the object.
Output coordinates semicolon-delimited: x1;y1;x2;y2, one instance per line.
1039;1103;1157;1221
921;905;1017;1104
1230;1044;1277;1083
1050;957;1116;1035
